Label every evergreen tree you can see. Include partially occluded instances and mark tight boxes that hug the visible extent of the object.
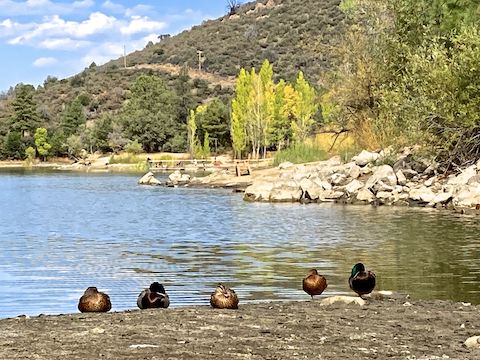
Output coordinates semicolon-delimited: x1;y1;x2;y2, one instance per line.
11;84;40;137
61;97;86;136
197;99;230;149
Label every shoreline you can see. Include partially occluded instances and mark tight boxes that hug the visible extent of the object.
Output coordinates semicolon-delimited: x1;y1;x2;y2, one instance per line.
1;297;479;359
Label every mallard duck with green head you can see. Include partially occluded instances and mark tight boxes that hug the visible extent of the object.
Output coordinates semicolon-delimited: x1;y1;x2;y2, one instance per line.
137;282;170;309
303;269;328;299
349;263;376;298
78;287;112;313
210;284;239;309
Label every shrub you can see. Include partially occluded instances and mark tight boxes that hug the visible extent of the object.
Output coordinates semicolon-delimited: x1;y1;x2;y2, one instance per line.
273;143;328;166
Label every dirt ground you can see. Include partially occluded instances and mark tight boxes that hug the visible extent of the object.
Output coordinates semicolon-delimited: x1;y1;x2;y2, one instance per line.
1;297;479;359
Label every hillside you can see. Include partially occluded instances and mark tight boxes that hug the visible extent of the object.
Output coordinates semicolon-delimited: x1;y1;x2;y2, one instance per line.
0;0;345;159
115;0;344;85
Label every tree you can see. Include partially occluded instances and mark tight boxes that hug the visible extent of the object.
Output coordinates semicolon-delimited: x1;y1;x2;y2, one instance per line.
175;64;196;124
121;74;179;152
202;131;211;158
269;80;293;150
231;68;251;158
11;84;40;137
61;97;86;136
291;71;318;143
34;127;51;161
3;131;24;159
197;99;230;149
187;108;199;158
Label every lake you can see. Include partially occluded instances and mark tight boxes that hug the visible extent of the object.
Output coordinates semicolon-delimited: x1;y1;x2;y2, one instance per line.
0;169;479;318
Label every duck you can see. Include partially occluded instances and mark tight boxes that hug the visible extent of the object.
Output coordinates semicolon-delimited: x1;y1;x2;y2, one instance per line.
78;287;112;313
349;262;376;298
137;282;170;309
302;269;328;299
210;284;239;309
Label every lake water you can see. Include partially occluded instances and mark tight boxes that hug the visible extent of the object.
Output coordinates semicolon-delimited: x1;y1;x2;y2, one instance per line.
0;169;479;318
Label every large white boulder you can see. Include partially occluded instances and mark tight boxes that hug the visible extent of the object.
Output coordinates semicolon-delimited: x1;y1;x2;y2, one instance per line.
447;165;477;186
365;165;397;189
244;181;274;202
453;184;480;208
352;150;380;166
138;172;161;186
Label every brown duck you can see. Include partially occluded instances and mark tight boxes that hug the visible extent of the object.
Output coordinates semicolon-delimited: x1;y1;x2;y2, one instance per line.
349;262;376;298
303;269;328;299
210;284;239;309
78;287;112;313
137;282;170;309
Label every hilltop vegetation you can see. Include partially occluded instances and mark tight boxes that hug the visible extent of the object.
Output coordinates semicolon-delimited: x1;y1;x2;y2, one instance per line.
1;0;479;168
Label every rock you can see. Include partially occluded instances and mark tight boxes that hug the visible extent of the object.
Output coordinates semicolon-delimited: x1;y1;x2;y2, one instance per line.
138;172;161;186
453;184;480;208
365;165;397;189
299;178;324;200
396;170;407;186
433;191;453;204
477;158;480;169
464;336;480;349
467;175;480;185
329;173;348;186
168;170;182;183
270;181;303;202
424;176;437;187
244;181;274;202
373;180;394;193
447;165;477;186
348;164;361;179
356;188;375;203
321;190;345;200
320;296;366;306
409;186;435;203
360;164;373;175
278;161;294;170
345;180;364;194
352;150;380;166
376;191;394;203
402;169;418;179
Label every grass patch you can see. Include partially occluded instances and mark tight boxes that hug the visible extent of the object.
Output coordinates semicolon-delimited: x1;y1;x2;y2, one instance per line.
273;143;328;166
109;154;145;164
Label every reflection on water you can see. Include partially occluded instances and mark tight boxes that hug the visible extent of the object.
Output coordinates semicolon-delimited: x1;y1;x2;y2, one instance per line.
0;169;479;318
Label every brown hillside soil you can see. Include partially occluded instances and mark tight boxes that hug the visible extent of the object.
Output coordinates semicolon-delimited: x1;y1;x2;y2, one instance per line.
1;299;479;359
129;64;236;88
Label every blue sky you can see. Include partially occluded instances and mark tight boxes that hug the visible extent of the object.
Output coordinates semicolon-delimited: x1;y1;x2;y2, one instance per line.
0;0;228;91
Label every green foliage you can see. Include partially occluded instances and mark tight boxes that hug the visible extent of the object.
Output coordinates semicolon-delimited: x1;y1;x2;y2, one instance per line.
66;134;83;158
108;154;144;164
196;99;230;149
61;97;86;136
202;131;211;157
125;139;143;154
25;146;35;163
11;84;40;137
291;71;318;143
121;74;179;152
3;131;24;159
273;143;328;166
34;127;51;160
231;68;250;158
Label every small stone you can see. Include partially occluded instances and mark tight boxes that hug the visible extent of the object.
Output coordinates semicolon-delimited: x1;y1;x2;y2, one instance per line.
464;336;480;349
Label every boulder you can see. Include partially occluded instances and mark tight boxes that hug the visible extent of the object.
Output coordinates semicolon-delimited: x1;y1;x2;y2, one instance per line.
373;180;394;193
453;184;480;208
321;190;345;200
356;188;375;203
396;170;407;186
269;181;303;202
329;173;348;186
348;164;361;179
168;170;182;183
299;178;324;200
424;176;437;187
447;165;477;186
433;191;453;204
352;150;380;166
467;175;480;185
137;172;161;186
409;186;436;203
244;181;274;202
365;165;397;189
402;169;418;179
345;179;364;194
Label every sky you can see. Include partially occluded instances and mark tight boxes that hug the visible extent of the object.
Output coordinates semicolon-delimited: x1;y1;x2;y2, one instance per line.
0;0;228;91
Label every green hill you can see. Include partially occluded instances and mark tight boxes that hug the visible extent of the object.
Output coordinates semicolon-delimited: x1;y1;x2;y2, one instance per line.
0;0;345;159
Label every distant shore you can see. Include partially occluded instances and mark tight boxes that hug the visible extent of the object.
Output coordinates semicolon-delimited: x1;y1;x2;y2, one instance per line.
1;297;479;359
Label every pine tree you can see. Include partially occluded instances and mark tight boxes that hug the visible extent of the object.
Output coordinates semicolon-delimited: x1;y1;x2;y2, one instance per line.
11;84;39;137
61;97;86;137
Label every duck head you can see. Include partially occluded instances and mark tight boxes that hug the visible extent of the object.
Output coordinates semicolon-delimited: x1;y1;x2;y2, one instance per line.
351;263;366;277
149;282;166;294
306;269;319;276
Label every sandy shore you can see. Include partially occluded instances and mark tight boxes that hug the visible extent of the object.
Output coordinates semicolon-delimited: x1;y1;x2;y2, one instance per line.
1;298;479;359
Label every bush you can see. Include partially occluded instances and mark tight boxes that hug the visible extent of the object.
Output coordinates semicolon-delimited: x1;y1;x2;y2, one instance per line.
124;139;143;154
273;143;328;166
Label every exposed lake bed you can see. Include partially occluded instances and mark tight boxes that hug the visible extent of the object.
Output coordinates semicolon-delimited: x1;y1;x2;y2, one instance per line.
1;298;479;359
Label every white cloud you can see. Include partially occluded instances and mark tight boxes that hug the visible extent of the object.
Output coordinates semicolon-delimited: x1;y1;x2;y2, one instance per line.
125;4;155;17
120;16;166;35
8;12;117;45
39;38;91;50
0;0;94;16
33;56;57;67
101;0;125;14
